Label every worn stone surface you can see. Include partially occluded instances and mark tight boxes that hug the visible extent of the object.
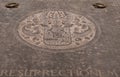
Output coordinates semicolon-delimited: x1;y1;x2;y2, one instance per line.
0;0;120;77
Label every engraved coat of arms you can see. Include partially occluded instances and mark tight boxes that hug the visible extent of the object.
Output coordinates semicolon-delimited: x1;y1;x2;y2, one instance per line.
18;10;96;50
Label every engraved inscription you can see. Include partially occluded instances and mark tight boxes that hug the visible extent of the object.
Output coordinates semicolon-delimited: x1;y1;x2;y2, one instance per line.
0;69;119;77
18;11;96;50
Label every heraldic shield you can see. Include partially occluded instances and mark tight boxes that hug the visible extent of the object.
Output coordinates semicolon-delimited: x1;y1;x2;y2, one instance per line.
43;11;72;46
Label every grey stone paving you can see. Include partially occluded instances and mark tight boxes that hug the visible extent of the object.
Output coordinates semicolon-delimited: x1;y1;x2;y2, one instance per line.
0;0;120;77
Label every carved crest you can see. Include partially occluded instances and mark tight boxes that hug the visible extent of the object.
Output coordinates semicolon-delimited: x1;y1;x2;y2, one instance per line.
18;10;96;50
